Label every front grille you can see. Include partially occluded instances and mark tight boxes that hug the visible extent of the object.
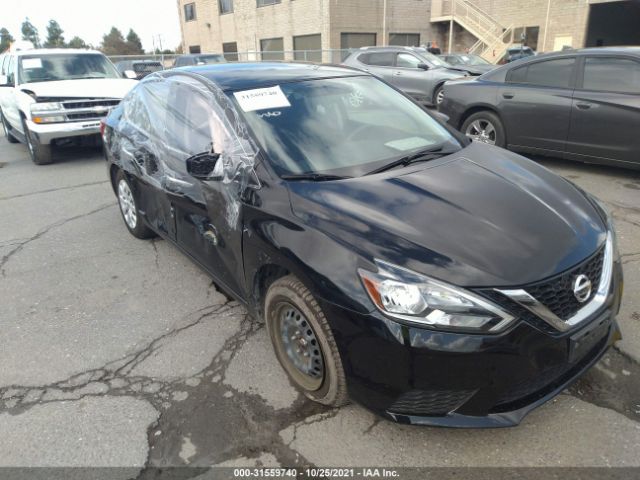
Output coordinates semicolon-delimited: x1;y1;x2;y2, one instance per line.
477;244;606;332
66;112;102;121
62;99;120;110
388;389;475;416
525;246;605;320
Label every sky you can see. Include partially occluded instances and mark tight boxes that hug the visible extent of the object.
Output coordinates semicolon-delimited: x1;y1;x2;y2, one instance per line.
2;0;182;51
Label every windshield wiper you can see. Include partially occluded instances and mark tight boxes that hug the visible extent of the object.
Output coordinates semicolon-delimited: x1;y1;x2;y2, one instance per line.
365;146;458;176
281;173;352;182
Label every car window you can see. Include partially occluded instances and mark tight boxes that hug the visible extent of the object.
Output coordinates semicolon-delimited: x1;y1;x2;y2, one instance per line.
445;56;462;65
583;57;640;94
359;52;395;67
396;53;422;69
6;55;15;84
508;58;575;88
0;55;5;75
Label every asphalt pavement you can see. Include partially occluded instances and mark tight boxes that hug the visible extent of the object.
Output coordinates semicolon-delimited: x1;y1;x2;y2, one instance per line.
0;134;639;475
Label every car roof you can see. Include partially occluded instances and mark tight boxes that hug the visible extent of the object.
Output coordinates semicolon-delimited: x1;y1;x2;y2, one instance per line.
174;62;367;92
517;46;640;60
13;48;102;56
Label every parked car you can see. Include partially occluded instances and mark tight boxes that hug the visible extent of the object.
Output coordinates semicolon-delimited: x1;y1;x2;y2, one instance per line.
103;62;622;427
439;53;497;75
500;45;535;64
173;54;227;68
440;47;640;169
0;48;136;164
115;60;164;80
342;46;467;106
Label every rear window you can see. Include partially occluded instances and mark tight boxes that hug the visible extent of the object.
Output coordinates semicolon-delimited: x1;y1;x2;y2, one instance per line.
582;57;640;94
508;58;575;88
134;62;163;73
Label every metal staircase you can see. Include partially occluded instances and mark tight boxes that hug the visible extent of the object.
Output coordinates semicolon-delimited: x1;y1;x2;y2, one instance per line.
431;0;513;63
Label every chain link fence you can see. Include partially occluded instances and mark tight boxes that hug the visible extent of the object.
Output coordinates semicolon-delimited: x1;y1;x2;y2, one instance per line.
108;49;354;69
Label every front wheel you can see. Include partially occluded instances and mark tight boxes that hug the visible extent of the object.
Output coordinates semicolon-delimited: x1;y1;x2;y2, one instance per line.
22;118;53;164
461;111;506;147
433;85;445;108
265;275;348;407
115;170;156;239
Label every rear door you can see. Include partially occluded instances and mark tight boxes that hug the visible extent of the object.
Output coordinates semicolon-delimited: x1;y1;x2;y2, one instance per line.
566;55;640;165
355;51;395;83
499;57;576;154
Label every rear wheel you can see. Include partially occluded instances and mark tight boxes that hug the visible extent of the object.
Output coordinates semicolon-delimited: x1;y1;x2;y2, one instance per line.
1;111;19;144
265;275;348;407
22;118;53;164
461;111;506;147
115;170;156;239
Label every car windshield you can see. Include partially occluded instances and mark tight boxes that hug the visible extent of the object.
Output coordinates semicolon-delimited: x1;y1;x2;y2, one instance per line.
416;50;449;68
18;54;121;83
196;55;225;64
235;76;461;177
459;54;490;65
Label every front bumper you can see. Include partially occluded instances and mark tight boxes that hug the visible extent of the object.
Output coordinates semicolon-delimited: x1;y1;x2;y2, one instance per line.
319;261;623;428
28;119;102;144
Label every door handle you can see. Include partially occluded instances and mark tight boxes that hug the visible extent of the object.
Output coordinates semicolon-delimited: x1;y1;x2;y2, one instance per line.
393;71;402;76
576;102;592;110
502;92;514;99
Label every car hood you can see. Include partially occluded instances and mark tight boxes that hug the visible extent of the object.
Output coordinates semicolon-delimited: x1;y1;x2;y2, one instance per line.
457;64;496;75
287;142;606;287
437;67;470;79
21;78;137;99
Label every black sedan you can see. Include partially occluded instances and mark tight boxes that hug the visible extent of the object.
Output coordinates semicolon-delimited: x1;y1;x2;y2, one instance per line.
102;63;622;427
440;47;640;169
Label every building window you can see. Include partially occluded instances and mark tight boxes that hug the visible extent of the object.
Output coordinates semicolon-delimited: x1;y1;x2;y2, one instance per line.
219;0;233;14
189;45;201;54
184;3;196;21
257;0;280;6
223;42;239;61
260;37;284;61
389;33;420;47
293;34;321;62
340;33;376;60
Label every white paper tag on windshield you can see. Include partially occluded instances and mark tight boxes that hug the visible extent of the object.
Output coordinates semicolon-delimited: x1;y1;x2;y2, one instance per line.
22;58;43;69
233;86;291;112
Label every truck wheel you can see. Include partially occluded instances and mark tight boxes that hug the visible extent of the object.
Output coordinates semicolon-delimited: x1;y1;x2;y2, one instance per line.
1;111;19;144
22;118;53;165
115;170;156;239
265;275;349;407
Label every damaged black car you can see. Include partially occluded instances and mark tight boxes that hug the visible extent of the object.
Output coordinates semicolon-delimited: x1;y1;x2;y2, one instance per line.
102;63;623;428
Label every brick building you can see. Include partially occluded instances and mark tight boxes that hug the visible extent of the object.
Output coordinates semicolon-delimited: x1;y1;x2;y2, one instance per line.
176;0;640;62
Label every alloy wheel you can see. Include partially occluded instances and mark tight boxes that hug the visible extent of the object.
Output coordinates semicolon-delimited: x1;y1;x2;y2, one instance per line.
436;89;445;105
117;179;138;229
275;302;324;391
465;119;496;145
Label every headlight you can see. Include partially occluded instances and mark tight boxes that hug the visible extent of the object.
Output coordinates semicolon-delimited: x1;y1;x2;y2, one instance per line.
30;102;63;113
358;260;515;333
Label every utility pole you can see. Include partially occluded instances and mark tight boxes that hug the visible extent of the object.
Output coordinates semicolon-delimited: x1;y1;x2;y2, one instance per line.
382;0;388;46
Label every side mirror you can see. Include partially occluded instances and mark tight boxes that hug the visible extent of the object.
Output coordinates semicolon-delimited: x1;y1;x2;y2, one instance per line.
0;75;9;87
431;111;450;123
187;152;221;180
417;63;430;70
123;70;138;80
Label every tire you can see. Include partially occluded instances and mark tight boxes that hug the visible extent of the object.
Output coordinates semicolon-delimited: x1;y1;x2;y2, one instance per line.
433;84;445;108
461;111;506;148
265;275;349;407
22;118;53;165
115;170;156;239
1;111;19;144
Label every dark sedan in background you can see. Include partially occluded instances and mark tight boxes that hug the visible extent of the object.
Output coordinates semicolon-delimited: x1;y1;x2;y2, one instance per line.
440;47;640;169
439;53;496;75
115;60;164;80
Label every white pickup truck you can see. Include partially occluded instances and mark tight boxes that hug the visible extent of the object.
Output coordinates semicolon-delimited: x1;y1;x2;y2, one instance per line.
0;48;137;164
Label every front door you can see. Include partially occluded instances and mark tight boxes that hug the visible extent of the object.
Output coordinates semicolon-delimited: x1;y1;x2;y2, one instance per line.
392;52;433;103
499;57;576;154
164;76;246;297
566;55;640;165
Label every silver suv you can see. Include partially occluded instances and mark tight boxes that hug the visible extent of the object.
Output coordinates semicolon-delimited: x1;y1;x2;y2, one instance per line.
343;46;466;107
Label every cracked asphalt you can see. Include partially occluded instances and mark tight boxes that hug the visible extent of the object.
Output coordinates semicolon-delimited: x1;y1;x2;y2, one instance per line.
1;133;639;475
